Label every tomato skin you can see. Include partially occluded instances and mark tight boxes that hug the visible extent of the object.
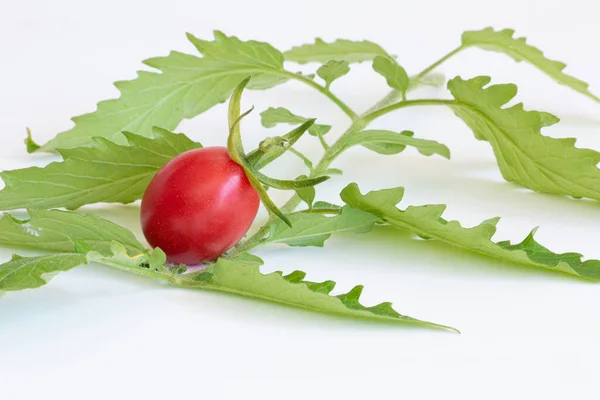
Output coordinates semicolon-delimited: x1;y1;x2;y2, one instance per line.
141;147;260;264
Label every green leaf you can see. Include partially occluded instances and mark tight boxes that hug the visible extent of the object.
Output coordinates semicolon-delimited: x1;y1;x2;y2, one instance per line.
24;128;41;154
462;28;599;102
260;107;331;137
186;257;454;330
343;130;450;158
266;206;379;247
372;56;410;99
295;175;315;209
285;38;391;64
39;31;290;151
447;76;600;201
317;60;350;88
341;183;600;281
0;253;87;291
0;128;201;211
0;209;145;256
313;201;342;210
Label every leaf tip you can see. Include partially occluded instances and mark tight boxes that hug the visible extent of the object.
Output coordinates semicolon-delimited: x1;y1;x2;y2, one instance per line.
24;128;41;154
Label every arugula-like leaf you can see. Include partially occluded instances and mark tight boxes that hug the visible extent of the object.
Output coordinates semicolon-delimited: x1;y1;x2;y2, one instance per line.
284;38;391;63
462;28;599;102
317;60;350;88
372;56;410;99
38;31;290;151
447;76;600;201
0;208;451;329
0;209;145;256
260;107;331;137
265;206;379;247
343;130;450;158
0;253;87;291
341;183;600;281
0;128;201;211
185;257;454;330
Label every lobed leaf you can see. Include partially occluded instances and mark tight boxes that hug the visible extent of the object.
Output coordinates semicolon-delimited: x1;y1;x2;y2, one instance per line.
0;128;201;211
185;257;454;330
0;209;145;256
266;206;379;247
0;253;87;291
39;31;290;151
447;76;600;201
341;183;600;281
284;38;391;64
462;27;599;102
343;130;450;158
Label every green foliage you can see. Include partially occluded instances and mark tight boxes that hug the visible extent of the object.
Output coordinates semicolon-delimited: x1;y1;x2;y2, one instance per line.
341;183;600;281
342;130;450;158
0;209;145;255
39;31;290;151
3;27;600;330
447;76;600;201
185;257;454;330
266;206;379;247
284;38;391;63
0;253;87;291
0;128;201;211
372;56;409;99
317;60;350;88
462;27;599;102
260;107;331;137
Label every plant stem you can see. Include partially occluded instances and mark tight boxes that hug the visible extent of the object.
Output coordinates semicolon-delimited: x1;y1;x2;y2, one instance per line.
288;147;314;170
363;99;452;124
285;71;359;121
415;46;464;80
230;47;465;257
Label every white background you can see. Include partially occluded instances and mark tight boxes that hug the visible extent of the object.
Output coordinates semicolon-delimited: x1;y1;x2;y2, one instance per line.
2;0;600;398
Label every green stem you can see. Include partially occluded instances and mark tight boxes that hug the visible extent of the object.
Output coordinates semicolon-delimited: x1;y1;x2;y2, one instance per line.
230;48;465;257
284;71;360;121
415;45;464;80
288;147;314;170
363;99;452;124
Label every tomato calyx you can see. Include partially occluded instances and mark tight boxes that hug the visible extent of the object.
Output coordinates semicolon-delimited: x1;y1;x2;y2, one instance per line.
225;77;331;228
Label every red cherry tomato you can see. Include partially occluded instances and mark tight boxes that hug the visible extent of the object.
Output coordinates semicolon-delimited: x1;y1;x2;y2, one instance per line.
141;147;260;264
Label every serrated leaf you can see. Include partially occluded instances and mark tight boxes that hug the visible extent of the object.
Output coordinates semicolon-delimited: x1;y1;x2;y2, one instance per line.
266;206;379;247
317;60;350;88
372;56;410;98
285;38;391;64
343;130;450;158
447;76;600;201
341;183;600;281
0;128;201;210
186;257;453;330
0;209;145;256
462;27;599;102
39;31;290;151
260;107;331;137
0;253;87;291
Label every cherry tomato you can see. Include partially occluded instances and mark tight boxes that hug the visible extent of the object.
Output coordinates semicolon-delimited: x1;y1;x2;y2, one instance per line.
141;147;260;264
